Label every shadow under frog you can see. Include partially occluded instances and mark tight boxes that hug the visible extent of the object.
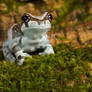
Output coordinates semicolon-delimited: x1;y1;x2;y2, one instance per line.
2;12;54;65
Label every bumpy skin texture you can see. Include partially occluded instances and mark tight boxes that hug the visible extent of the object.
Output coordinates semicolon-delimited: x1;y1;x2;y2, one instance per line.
2;12;54;65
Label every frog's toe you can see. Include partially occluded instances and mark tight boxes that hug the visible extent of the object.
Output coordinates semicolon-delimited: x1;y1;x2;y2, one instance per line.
17;58;24;66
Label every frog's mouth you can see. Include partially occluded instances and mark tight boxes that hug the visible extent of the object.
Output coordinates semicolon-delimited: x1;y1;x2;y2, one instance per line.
22;20;51;29
21;24;51;38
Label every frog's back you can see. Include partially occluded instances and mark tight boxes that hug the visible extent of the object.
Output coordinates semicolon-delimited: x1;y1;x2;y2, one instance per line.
8;24;22;41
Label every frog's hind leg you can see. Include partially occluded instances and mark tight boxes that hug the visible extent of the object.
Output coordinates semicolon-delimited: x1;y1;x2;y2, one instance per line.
2;41;16;62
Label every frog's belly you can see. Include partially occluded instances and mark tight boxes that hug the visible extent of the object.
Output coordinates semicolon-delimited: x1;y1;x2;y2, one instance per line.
21;36;48;52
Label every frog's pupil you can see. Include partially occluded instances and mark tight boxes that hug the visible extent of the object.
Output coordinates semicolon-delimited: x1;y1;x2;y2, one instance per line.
24;16;27;20
22;15;29;22
48;14;52;20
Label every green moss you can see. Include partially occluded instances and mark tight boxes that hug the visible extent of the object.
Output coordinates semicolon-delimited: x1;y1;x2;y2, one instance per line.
0;44;92;92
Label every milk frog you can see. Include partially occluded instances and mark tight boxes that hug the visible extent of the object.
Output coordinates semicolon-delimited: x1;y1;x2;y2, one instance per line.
2;12;54;65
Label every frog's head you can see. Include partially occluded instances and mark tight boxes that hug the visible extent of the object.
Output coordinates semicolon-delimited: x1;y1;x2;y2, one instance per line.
21;12;53;38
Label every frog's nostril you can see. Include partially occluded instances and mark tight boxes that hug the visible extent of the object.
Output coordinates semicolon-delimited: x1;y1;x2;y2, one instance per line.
37;21;41;25
44;21;46;24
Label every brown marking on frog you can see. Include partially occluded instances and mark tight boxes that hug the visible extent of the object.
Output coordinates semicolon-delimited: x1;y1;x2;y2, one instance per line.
23;12;52;26
12;24;23;39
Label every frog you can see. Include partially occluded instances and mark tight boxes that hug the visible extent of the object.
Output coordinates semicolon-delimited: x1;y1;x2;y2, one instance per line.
2;12;54;65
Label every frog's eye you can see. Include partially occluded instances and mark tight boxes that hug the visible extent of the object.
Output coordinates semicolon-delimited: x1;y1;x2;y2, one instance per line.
22;13;31;23
48;14;53;21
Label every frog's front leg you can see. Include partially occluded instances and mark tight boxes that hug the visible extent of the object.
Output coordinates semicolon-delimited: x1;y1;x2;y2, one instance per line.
39;44;54;55
13;45;31;65
9;37;31;65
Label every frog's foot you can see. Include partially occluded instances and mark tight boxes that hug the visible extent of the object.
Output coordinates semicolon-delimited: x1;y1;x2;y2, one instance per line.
17;58;24;65
17;55;32;65
39;44;54;55
15;50;32;65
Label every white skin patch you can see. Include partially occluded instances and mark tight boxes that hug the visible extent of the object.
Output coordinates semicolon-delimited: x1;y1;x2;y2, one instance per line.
2;12;54;65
